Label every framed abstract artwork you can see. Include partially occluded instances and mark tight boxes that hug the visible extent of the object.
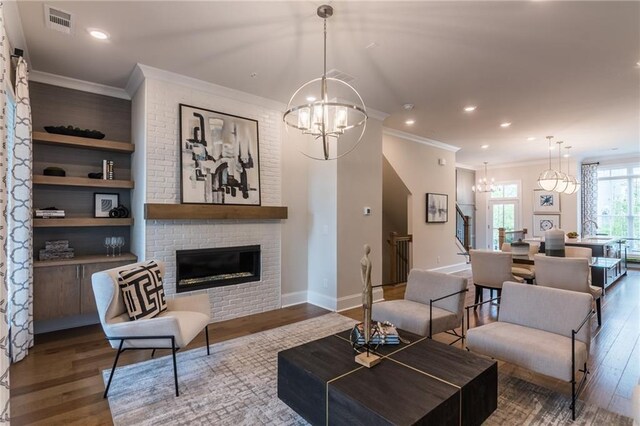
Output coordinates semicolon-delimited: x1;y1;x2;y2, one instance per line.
532;214;561;237
426;193;448;223
533;189;560;213
94;193;119;218
179;104;261;205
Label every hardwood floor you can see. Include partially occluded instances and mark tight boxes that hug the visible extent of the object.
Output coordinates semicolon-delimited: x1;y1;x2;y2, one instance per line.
10;270;639;424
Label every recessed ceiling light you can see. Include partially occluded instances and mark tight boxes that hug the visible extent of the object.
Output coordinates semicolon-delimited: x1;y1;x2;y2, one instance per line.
405;119;415;125
365;42;379;50
464;105;477;112
636;61;640;67
306;96;316;102
481;144;489;149
563;153;570;158
88;28;109;40
402;103;414;111
500;122;511;128
611;147;619;151
527;137;536;141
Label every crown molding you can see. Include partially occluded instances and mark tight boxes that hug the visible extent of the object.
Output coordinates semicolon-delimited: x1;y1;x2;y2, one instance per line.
29;70;130;100
131;63;287;112
366;108;389;122
382;128;460;152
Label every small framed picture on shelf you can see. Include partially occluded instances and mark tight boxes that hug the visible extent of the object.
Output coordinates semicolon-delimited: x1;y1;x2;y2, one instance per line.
532;214;561;237
533;189;560;213
94;193;119;218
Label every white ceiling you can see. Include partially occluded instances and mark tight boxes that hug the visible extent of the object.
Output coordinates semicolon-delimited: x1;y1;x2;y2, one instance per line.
13;1;640;166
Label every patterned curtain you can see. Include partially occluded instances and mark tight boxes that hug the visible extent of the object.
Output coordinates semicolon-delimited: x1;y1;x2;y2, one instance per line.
0;5;12;422
8;57;32;363
581;162;598;237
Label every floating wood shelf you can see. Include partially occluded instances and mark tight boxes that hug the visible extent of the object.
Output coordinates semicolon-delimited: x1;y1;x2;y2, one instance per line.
32;131;134;153
34;253;137;268
145;203;288;220
34;218;134;228
33;175;134;189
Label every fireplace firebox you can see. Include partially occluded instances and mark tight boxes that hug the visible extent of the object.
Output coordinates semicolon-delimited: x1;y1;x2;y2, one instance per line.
176;245;261;293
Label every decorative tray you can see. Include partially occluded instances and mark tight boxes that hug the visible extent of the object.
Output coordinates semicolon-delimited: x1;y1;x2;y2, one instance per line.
44;126;105;139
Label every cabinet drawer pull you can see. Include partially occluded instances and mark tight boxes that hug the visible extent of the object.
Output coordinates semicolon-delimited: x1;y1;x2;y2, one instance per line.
76;265;80;279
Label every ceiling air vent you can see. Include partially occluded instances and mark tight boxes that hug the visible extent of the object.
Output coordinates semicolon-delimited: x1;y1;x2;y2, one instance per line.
326;69;355;84
44;5;73;34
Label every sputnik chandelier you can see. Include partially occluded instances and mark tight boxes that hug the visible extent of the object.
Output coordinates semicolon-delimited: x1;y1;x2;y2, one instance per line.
282;5;368;160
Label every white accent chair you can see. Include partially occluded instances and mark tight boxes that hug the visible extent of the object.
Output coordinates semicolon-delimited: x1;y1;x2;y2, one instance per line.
467;281;593;420
469;250;524;310
92;260;211;397
372;269;468;340
534;254;603;326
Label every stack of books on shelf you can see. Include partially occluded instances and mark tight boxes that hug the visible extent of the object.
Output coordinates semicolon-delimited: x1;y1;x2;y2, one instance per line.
39;240;74;261
354;322;400;345
102;160;114;180
34;209;65;219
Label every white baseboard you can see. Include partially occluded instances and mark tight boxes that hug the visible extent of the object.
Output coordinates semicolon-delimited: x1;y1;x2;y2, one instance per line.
281;291;308;308
337;288;384;312
428;262;471;274
307;290;338;311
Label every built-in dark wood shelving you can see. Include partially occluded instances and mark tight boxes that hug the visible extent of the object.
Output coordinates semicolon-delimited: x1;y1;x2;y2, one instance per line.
145;203;288;220
34;218;134;228
34;253;137;268
33;175;134;189
32;131;134;153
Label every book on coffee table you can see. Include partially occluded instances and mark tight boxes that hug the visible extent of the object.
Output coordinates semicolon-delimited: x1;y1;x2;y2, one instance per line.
354;322;400;345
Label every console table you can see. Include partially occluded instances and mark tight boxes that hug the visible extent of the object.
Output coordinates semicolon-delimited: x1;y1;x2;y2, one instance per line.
278;330;497;425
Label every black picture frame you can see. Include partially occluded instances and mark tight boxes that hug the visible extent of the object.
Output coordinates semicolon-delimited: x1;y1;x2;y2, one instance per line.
426;193;448;223
179;104;261;206
94;193;119;218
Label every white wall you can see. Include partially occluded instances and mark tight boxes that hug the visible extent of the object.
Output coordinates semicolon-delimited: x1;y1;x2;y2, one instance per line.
280;128;310;307
475;160;579;249
337;119;383;308
130;80;146;259
122;63;318;322
382;131;461;270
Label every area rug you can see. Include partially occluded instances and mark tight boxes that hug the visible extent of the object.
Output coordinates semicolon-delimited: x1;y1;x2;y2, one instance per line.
104;313;631;425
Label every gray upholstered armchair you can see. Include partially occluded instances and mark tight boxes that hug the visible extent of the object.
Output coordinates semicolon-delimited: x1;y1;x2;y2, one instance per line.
92;260;211;397
371;269;468;341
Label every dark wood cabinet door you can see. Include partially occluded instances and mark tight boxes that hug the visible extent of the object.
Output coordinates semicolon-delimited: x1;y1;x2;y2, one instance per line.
80;260;134;315
33;265;80;320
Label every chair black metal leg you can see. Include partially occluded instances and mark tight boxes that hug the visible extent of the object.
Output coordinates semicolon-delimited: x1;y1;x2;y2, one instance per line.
474;285;481;311
104;340;125;398
171;337;179;397
595;298;602;326
205;325;210;356
151;349;156;358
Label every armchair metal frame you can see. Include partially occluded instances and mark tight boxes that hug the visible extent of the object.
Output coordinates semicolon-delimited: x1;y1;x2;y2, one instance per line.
103;325;210;398
571;309;593;420
429;288;469;344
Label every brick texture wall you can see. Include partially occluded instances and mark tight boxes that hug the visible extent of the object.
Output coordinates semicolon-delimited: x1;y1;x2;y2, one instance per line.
144;78;282;322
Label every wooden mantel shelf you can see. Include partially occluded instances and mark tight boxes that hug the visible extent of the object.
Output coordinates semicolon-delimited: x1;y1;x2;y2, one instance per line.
144;204;288;220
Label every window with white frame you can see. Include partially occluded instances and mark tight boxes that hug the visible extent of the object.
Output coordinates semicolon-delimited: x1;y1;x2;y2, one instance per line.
596;163;640;259
488;181;520;250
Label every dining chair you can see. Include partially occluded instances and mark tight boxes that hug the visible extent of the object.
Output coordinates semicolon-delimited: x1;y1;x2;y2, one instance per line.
469;249;524;310
501;242;536;283
534;254;602;326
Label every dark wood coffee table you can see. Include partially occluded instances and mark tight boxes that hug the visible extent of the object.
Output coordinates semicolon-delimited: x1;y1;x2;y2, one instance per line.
278;329;497;425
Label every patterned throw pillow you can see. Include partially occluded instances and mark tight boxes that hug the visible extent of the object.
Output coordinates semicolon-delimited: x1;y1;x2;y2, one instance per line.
118;261;167;320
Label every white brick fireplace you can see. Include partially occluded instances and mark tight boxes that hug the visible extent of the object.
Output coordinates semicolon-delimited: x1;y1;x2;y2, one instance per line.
133;67;285;322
